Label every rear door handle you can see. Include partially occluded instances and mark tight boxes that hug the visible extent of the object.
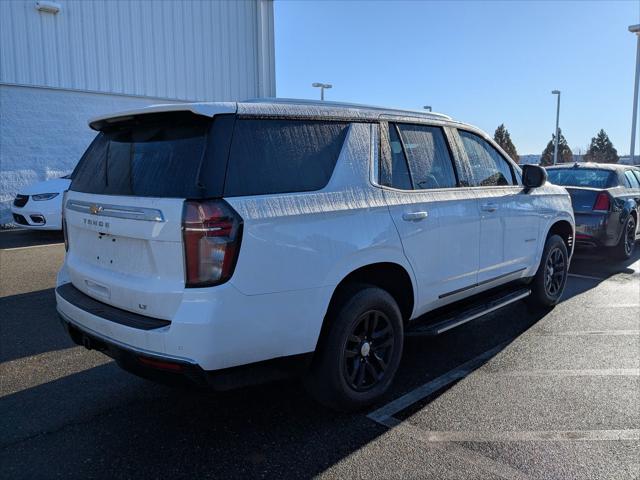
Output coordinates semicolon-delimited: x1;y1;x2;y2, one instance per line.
402;211;428;221
481;203;498;213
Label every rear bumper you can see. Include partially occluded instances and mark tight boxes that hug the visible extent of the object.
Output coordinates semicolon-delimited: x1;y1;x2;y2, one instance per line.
55;272;330;372
58;309;311;389
58;308;208;386
574;212;620;248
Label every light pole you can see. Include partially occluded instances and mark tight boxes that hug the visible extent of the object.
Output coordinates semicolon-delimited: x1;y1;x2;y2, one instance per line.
423;105;432;112
312;82;332;101
551;90;561;165
629;24;640;164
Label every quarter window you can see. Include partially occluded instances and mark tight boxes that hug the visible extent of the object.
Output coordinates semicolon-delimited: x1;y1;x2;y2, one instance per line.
224;119;349;197
458;130;515;187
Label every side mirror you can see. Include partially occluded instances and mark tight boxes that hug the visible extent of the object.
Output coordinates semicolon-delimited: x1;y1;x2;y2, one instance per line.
522;165;547;190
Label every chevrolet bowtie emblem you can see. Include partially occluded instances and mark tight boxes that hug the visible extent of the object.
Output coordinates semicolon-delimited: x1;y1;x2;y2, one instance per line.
89;204;103;215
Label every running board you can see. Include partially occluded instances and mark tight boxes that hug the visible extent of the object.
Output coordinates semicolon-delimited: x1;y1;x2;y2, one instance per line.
406;287;531;336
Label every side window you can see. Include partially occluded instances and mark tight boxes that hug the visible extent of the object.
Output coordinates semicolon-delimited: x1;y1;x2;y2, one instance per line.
395;124;457;189
379;124;413;189
458;130;515;187
633;170;640;186
624;170;640;189
224;119;349;197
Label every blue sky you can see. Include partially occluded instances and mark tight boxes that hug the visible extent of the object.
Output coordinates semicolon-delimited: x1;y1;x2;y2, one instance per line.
274;0;639;155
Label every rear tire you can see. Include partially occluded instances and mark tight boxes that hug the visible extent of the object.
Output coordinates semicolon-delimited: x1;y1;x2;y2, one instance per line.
527;234;568;309
610;215;636;261
304;285;404;412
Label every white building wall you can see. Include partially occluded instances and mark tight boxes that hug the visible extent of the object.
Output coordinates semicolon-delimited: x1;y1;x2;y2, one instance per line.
0;85;177;223
0;0;275;100
0;0;275;225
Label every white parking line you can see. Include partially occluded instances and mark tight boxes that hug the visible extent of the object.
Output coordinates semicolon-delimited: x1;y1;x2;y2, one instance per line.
381;417;532;480
368;342;508;424
535;330;640;336
568;273;606;281
478;368;640;377
385;421;640;443
1;243;64;252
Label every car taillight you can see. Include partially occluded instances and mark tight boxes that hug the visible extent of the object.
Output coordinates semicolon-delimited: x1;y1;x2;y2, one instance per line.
182;199;243;288
592;192;610;212
62;191;69;252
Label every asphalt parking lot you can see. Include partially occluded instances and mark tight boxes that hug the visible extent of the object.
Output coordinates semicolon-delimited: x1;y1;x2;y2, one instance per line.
1;229;638;479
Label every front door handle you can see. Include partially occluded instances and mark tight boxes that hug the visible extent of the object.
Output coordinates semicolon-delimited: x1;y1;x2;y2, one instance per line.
402;211;428;221
481;203;498;213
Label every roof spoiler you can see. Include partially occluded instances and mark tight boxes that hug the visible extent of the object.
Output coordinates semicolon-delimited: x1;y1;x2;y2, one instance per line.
88;102;237;131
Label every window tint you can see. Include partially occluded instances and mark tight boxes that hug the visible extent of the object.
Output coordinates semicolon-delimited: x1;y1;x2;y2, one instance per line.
224;119;348;197
547;168;617;188
458;130;514;186
624;170;640;189
395;124;456;189
71;112;225;198
379;124;412;189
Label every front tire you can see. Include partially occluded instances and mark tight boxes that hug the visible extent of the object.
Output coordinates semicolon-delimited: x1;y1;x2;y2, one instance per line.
305;285;404;412
527;234;569;309
611;215;636;261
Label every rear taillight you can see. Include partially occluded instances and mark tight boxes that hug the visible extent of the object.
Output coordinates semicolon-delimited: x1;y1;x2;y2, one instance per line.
592;192;611;212
62;191;69;252
182;199;243;288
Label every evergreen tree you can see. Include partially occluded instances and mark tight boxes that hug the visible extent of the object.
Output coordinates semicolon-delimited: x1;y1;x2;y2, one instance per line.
540;129;573;166
493;124;519;163
584;129;619;163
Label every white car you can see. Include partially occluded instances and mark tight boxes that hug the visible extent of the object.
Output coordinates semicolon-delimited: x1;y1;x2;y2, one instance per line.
11;176;71;230
56;100;574;410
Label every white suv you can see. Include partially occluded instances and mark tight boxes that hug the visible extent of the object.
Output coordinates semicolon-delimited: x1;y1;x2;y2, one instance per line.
56;100;574;410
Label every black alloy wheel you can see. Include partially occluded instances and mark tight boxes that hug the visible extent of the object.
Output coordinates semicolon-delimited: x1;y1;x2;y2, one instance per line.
624;216;636;258
527;234;568;309
304;285;404;411
544;246;566;298
343;309;395;392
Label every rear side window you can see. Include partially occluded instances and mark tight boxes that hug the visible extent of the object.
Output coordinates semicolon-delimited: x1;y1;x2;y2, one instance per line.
458;130;514;186
624;170;640;189
71;112;224;198
547;168;617;188
224;119;349;197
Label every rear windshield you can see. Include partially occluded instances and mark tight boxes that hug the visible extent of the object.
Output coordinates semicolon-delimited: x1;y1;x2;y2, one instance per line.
71;114;349;199
71;112;222;198
547;168;617;188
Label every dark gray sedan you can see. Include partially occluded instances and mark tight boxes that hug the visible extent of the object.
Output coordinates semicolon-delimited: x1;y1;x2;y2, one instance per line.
546;163;640;260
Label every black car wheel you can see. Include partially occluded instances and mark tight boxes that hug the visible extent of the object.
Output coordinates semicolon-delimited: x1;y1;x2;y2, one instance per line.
343;309;395;392
527;234;569;309
305;285;403;411
612;215;637;261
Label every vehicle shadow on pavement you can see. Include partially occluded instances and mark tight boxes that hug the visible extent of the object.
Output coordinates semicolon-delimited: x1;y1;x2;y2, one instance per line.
0;298;549;479
0;229;64;249
0;288;73;363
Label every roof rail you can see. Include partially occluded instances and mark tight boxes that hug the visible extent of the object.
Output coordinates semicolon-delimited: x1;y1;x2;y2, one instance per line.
243;97;452;120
